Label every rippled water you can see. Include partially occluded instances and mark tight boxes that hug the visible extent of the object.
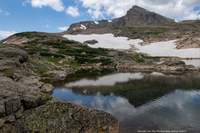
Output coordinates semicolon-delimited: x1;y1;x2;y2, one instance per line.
53;73;200;133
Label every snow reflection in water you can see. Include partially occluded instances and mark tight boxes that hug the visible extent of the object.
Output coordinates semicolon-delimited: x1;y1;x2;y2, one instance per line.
65;73;144;87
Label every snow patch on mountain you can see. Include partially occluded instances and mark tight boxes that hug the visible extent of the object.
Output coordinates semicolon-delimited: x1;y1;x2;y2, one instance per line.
63;33;200;58
80;24;87;30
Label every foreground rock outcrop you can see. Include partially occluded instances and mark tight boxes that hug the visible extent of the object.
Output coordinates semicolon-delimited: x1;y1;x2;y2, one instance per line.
0;101;119;133
0;73;118;133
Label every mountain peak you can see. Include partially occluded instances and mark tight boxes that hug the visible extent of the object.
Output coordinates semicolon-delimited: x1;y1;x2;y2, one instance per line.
113;5;174;27
129;5;147;12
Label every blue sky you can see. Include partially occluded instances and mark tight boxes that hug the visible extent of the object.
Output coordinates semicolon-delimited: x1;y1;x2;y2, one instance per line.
0;0;200;40
0;0;92;33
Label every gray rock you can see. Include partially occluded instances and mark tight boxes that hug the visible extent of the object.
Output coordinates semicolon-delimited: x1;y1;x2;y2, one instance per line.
46;70;68;81
0;104;5;117
0;119;5;128
162;61;186;66
84;39;98;45
0;47;28;64
41;83;53;93
16;101;119;133
4;97;21;115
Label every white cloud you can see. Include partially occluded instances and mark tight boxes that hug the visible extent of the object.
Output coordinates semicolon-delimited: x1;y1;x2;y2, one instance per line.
78;0;200;20
58;26;69;31
0;31;16;40
66;6;80;17
28;0;65;12
0;9;11;16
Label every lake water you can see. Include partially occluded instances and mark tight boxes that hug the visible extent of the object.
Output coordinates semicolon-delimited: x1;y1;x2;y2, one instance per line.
53;72;200;133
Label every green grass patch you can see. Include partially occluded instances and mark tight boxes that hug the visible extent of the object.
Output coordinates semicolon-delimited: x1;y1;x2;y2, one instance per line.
132;53;147;63
0;68;15;78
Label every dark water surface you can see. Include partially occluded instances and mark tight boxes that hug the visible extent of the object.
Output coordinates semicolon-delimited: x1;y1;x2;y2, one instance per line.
53;72;200;133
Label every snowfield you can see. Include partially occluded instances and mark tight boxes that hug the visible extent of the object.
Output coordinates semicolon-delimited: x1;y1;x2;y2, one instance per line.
136;40;200;58
64;34;142;50
63;34;200;59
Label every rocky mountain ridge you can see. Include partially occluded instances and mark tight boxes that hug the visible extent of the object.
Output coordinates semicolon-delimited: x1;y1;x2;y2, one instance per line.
112;6;174;27
66;6;175;35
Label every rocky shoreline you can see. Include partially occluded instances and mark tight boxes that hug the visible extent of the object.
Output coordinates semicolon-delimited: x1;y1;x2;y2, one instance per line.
0;71;119;132
116;62;199;74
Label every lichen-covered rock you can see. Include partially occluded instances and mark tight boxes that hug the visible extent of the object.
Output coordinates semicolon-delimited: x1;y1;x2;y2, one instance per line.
15;101;119;133
4;97;21;116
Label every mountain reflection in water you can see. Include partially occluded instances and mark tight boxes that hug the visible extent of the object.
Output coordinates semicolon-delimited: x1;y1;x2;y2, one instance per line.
53;72;200;133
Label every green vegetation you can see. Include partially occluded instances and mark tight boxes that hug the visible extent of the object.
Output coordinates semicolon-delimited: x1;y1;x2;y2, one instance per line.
32;61;50;75
40;52;65;58
23;35;114;67
0;68;15;78
10;32;117;81
132;53;147;63
15;32;48;39
0;43;4;48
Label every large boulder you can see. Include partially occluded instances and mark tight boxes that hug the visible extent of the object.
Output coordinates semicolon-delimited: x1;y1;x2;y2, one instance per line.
0;76;52;115
15;101;119;133
0;47;28;62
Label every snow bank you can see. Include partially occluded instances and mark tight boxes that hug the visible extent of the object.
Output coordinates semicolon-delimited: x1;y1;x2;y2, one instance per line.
63;34;200;58
137;40;200;58
63;34;142;50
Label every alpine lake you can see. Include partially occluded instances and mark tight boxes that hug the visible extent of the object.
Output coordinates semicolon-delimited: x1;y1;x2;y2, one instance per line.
53;71;200;133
